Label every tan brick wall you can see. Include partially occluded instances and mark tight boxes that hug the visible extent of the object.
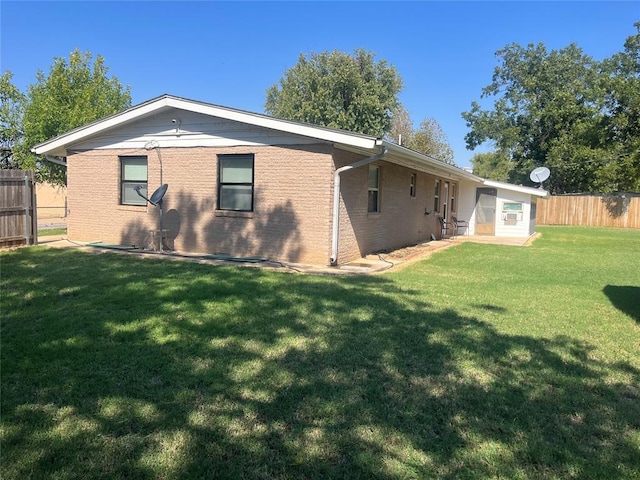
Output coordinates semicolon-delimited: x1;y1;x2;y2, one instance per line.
67;144;334;265
333;149;452;264
67;144;458;266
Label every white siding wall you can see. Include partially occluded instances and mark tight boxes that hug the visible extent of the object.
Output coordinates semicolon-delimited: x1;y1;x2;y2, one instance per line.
494;189;533;237
70;110;318;151
457;179;478;235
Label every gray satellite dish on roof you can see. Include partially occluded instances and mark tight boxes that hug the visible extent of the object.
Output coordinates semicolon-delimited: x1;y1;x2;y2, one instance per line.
529;167;550;188
134;184;169;252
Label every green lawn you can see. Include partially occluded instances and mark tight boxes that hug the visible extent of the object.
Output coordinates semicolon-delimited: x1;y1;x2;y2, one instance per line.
1;226;639;479
37;227;67;237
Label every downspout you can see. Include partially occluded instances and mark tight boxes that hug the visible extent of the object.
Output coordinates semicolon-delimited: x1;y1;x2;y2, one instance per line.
330;146;387;265
44;155;67;167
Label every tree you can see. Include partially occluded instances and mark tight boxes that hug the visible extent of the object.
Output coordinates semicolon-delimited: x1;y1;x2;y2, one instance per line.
410;117;454;165
462;41;606;193
598;22;640;192
387;105;455;164
470;151;511;181
265;49;403;137
462;27;640;194
0;71;25;169
14;49;131;185
387;104;413;146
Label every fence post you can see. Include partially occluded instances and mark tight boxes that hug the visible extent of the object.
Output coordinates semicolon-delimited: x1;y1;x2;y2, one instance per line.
23;175;30;245
32;176;38;245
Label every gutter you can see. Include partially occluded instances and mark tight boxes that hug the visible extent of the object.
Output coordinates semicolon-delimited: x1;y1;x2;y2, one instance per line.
44;155;67;167
330;146;387;265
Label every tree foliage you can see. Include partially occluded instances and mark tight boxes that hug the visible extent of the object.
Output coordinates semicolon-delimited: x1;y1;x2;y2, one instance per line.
599;23;640;193
265;49;402;137
13;49;131;185
387;105;455;164
470;151;512;181
0;71;26;169
386;104;413;146
463;23;640;193
410;118;454;165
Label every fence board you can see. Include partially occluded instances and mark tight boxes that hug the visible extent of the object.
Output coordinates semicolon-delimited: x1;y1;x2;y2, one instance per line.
536;195;640;228
0;170;37;247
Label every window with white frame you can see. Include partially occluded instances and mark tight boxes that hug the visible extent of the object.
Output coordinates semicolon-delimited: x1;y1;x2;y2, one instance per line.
410;173;417;197
368;165;380;213
218;154;254;211
433;179;441;213
120;156;148;206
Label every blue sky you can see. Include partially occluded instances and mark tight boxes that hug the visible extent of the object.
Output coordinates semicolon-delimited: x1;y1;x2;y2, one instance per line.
1;1;637;168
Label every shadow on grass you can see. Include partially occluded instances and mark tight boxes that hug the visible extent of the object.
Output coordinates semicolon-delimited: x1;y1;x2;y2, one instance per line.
603;285;640;323
2;248;640;479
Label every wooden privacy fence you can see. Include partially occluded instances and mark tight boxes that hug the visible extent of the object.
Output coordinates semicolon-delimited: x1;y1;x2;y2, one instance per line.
0;170;37;247
536;194;640;228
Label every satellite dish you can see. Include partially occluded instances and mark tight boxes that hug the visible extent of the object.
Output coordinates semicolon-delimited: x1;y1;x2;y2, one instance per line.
134;183;168;206
529;167;550;185
133;184;169;253
149;184;168;206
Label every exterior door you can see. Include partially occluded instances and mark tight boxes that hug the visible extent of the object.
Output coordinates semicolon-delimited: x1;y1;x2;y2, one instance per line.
475;188;497;235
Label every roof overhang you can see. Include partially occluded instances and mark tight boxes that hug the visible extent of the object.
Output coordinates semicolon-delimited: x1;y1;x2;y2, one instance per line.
335;141;483;183
32;94;380;157
483;179;550;198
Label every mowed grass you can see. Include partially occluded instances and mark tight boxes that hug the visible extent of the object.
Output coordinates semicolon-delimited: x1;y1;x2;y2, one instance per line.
1;226;639;479
38;228;67;237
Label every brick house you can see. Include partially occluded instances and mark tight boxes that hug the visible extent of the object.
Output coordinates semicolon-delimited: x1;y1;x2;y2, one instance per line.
33;95;548;266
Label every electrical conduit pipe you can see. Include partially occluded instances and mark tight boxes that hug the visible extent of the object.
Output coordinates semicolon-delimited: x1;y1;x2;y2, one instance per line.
330;146;387;265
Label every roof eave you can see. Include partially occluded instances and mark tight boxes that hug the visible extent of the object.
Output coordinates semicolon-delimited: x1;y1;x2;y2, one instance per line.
382;141;483;182
32;94;381;156
482;179;550;198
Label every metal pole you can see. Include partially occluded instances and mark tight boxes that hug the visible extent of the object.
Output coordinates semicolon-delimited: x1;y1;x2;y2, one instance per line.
23;175;30;245
32;176;38;245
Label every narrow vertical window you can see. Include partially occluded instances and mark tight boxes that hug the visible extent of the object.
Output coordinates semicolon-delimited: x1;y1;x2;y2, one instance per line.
368;165;380;213
451;183;456;212
410;173;417;197
443;181;450;217
120;156;147;205
433;179;440;213
218;154;254;211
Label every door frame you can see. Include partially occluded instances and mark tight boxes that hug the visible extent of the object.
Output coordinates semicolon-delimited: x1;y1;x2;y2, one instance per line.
475;187;497;236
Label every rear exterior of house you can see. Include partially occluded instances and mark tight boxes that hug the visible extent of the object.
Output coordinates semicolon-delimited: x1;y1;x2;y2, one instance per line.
35;95;545;266
66;138;463;265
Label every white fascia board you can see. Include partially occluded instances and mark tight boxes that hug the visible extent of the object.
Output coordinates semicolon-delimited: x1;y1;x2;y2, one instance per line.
483;179;550;198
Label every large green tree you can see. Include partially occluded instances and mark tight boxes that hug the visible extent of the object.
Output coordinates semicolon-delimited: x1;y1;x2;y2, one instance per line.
0;71;25;169
470;151;511;181
387;105;455;164
14;49;131;185
598;22;640;192
265;49;403;137
462;24;640;193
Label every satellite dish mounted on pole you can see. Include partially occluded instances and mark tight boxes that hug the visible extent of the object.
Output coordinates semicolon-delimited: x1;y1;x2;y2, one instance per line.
134;184;169;252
